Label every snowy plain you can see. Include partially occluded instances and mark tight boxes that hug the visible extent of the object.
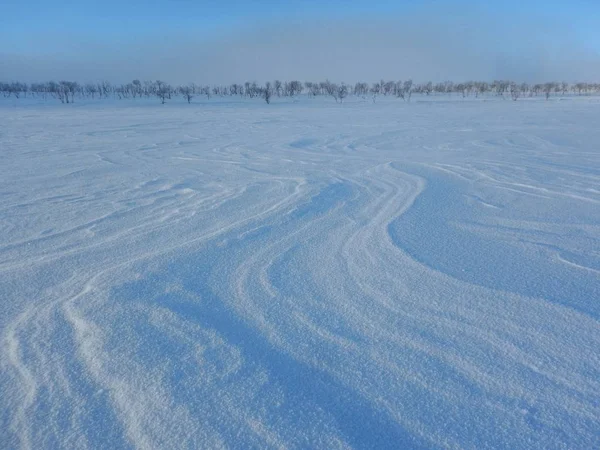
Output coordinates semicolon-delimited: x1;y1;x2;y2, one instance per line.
1;96;599;449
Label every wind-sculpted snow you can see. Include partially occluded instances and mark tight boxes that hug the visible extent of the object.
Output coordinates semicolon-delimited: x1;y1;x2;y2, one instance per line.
1;98;599;449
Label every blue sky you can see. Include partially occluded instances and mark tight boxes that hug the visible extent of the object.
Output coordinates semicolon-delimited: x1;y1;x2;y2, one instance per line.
2;0;600;82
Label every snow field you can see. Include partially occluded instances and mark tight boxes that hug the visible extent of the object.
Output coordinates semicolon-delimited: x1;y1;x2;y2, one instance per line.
1;97;599;449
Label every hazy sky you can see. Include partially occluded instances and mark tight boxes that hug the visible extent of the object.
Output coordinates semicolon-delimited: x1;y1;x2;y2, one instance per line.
2;0;600;83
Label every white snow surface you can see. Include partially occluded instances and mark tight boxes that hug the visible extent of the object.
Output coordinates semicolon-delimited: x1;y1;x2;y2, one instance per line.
1;97;599;449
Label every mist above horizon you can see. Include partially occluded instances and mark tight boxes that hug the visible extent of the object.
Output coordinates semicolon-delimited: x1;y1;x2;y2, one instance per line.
2;0;600;84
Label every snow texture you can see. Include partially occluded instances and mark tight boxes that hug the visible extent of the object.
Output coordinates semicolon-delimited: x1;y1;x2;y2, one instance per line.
1;97;599;449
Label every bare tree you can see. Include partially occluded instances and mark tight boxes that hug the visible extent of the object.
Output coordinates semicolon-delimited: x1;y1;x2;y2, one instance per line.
323;80;339;102
155;80;170;104
307;82;321;97
198;85;209;99
574;82;587;95
493;80;510;98
370;82;380;103
354;82;369;97
423;81;433;96
337;83;348;103
3;76;600;105
57;81;78;103
263;82;272;104
403;80;413;101
510;82;521;101
180;85;194;103
543;82;556;100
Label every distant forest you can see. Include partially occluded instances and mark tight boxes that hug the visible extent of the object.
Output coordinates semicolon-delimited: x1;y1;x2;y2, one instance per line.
2;79;600;104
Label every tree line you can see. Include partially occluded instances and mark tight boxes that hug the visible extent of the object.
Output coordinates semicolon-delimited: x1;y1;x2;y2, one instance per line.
1;79;599;104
